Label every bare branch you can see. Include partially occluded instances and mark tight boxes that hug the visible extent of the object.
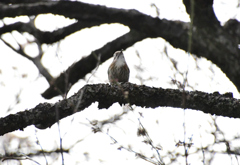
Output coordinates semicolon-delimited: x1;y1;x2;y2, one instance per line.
1;38;53;83
41;30;148;99
1;1;240;94
1;83;239;136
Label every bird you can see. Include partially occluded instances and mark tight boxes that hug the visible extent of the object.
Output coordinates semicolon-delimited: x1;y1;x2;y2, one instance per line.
108;50;130;84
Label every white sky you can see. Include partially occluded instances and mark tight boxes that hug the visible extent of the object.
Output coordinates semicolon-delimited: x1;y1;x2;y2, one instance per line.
0;0;240;164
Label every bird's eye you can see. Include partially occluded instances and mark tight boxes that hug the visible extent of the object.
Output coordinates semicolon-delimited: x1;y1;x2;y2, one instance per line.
113;51;122;60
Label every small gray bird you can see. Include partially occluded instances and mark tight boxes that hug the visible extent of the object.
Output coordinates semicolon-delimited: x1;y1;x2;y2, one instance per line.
108;50;130;84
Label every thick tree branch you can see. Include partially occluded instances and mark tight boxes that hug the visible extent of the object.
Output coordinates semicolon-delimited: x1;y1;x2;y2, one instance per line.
1;83;240;136
183;0;220;28
1;1;240;96
0;0;47;4
224;19;240;42
182;0;240;94
0;1;188;39
0;1;103;20
0;21;108;44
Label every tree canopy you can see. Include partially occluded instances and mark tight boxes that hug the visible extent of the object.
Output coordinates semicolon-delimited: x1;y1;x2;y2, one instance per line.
0;0;240;164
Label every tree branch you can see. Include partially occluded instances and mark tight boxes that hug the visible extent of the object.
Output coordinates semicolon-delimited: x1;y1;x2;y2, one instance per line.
0;20;109;44
0;0;47;4
224;19;240;42
1;83;239;136
2;1;240;96
182;0;240;95
183;0;220;28
41;30;148;99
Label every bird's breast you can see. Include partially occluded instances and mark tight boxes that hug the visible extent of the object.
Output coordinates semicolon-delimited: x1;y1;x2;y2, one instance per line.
115;59;126;67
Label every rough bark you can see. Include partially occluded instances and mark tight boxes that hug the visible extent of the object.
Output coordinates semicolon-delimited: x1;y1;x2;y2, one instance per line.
1;1;240;136
0;83;239;136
